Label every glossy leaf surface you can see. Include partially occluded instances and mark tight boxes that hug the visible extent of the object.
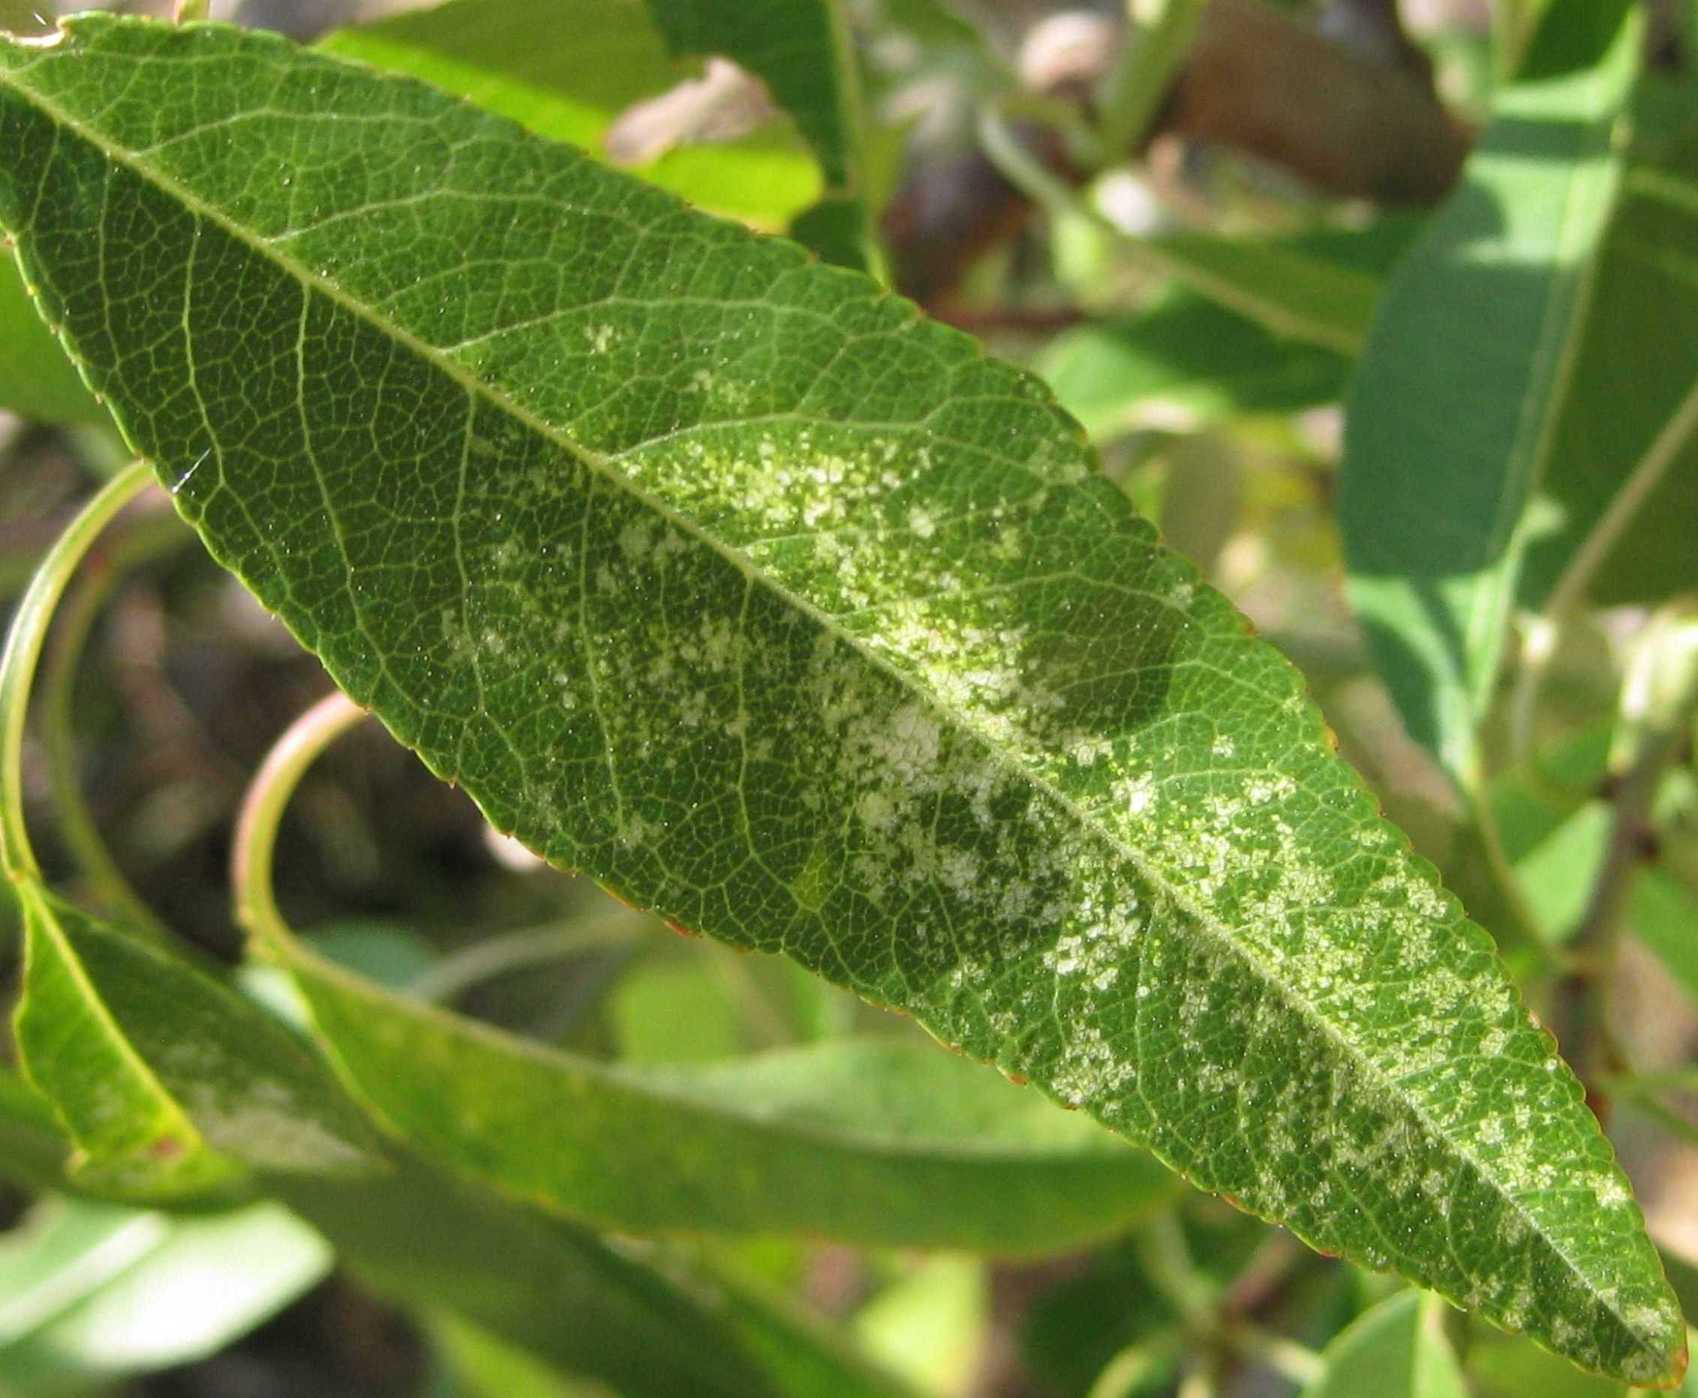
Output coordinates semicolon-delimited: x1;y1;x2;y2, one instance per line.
12;882;380;1198
278;937;1174;1251
0;18;1682;1380
1340;2;1640;786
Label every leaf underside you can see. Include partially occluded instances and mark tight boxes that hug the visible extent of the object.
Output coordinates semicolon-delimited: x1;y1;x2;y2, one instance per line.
0;18;1681;1381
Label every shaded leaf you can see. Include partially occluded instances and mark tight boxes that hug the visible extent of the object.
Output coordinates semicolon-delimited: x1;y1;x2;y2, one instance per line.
0;17;1683;1380
1301;1289;1467;1398
276;937;1174;1252
1340;1;1642;786
11;882;381;1199
319;0;820;231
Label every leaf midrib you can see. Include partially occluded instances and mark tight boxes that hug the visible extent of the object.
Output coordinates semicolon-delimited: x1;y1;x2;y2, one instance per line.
0;33;1650;1356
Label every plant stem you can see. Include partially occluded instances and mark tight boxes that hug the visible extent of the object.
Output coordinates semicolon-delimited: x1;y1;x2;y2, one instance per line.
0;460;154;885
1096;0;1208;159
1509;374;1698;764
1133;1207;1216;1326
39;510;189;941
231;689;367;949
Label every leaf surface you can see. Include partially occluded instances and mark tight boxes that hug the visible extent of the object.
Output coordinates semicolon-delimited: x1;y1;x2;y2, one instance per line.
1339;2;1640;786
0;17;1683;1380
275;936;1174;1251
11;882;381;1198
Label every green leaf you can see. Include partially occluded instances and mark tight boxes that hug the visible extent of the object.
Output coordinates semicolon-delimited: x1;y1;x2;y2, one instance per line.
0;1196;166;1346
643;0;874;268
0;1064;72;1192
0;255;102;422
1521;76;1698;610
1035;293;1349;443
1141;229;1386;357
11;882;382;1199
274;1153;791;1398
275;936;1174;1252
1302;1289;1467;1398
318;0;820;232
0;17;1683;1380
1340;1;1641;788
0;1199;330;1388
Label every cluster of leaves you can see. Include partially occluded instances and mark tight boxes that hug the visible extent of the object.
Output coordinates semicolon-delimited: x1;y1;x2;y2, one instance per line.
0;0;1696;1394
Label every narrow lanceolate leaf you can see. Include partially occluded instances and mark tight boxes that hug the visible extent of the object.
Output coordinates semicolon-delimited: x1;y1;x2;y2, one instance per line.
276;938;1174;1251
1339;1;1640;788
0;17;1682;1381
11;882;381;1199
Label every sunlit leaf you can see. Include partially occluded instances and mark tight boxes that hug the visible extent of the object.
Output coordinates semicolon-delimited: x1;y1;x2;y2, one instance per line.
0;17;1684;1379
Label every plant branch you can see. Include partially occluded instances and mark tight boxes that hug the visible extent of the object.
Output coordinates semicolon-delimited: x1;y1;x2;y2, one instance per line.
0;460;154;885
231;688;368;949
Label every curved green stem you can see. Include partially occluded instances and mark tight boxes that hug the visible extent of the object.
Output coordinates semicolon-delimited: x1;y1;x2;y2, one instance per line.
231;689;368;949
0;459;155;884
40;510;191;940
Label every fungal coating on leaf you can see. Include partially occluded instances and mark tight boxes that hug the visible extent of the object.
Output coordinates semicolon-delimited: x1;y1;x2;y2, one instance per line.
0;17;1683;1382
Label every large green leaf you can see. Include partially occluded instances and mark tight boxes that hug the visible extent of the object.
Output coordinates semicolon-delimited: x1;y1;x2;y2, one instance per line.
1339;2;1641;787
273;936;1174;1252
0;17;1682;1381
318;0;820;232
11;881;381;1199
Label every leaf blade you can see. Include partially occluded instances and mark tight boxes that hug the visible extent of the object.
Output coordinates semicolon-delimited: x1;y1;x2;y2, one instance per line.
274;935;1176;1252
12;884;382;1197
1339;1;1641;786
0;17;1682;1380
